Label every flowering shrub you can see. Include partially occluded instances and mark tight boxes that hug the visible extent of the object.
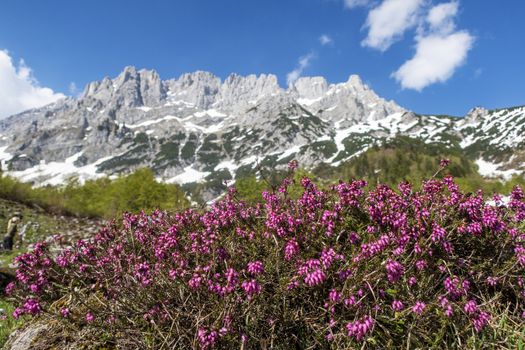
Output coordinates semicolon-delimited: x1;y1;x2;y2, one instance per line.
4;163;525;348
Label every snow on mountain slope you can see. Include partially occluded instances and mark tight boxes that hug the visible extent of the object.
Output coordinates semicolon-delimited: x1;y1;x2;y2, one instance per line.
0;67;523;195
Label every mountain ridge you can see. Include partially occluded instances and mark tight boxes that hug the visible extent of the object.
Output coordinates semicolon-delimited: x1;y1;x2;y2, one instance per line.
0;66;523;200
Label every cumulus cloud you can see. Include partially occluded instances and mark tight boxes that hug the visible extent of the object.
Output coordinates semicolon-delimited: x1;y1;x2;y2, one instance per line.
392;1;474;91
362;0;424;51
392;31;474;90
0;50;64;119
319;35;333;46
342;0;474;90
287;53;316;86
344;0;370;9
427;1;459;34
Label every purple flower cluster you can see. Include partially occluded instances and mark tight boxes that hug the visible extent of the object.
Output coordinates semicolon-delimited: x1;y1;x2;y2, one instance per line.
385;259;404;283
5;168;525;348
346;315;374;341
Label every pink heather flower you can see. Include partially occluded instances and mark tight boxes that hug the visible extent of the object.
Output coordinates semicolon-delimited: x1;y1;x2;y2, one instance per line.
440;159;451;168
438;296;454;317
432;224;446;242
338;268;352;281
344;296;357;308
189;273;204;289
385;259;404;283
23;298;41;315
287;280;299;290
12;307;24;319
408;276;418;287
346;315;374;341
288;160;298;170
86;312;94;323
515;246;525;267
412;302;426;315
241;279;261;299
472;311;490;333
320;247;337;269
247;261;264;276
198;328;219;349
60;307;70;318
304;269;326;287
462;280;471;292
348;232;360;244
134;262;152;286
391;300;404;311
444;276;469;300
284;238;299;261
464;300;478;315
5;282;15;295
415;259;428;271
328;289;341;303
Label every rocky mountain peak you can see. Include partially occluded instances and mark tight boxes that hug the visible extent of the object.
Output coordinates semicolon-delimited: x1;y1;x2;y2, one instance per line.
2;67;522;196
345;74;366;90
218;73;281;110
466;106;489;119
292;77;329;99
460;106;490;127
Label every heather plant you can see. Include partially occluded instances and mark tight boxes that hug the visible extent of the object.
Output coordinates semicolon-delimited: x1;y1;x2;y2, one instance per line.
3;161;525;349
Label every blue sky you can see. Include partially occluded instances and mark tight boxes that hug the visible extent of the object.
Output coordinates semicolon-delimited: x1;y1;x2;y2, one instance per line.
0;0;524;118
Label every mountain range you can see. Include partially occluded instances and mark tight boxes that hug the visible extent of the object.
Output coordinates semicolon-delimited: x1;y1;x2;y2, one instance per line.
0;66;523;200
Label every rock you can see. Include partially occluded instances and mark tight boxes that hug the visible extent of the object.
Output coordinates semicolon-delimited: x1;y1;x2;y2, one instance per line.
0;66;523;195
3;322;50;350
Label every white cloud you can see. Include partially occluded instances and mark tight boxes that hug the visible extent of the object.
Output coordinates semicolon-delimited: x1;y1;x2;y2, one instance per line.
319;35;333;46
0;50;64;119
287;53;315;86
427;1;459;34
362;0;425;51
392;31;474;90
344;0;370;9
392;1;474;91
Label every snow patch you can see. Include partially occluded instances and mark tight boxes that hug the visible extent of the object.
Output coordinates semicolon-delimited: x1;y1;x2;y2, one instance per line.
476;158;521;180
297;97;322;106
0;146;14;170
214;160;238;175
166;166;210;185
126;115;181;129
6;152;117;186
278;145;302;161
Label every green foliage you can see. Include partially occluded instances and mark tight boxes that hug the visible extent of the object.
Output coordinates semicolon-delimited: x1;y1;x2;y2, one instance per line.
316;136;522;195
234;168;320;204
61;169;189;217
0;297;24;347
234;175;267;204
0;169;189;219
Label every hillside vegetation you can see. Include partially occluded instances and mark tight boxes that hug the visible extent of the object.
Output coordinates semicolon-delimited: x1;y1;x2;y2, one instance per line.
317;137;525;193
3;162;525;349
231;137;525;204
0;168;189;219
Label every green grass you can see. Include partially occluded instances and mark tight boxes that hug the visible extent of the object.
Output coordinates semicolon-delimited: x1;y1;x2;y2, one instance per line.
0;296;24;347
